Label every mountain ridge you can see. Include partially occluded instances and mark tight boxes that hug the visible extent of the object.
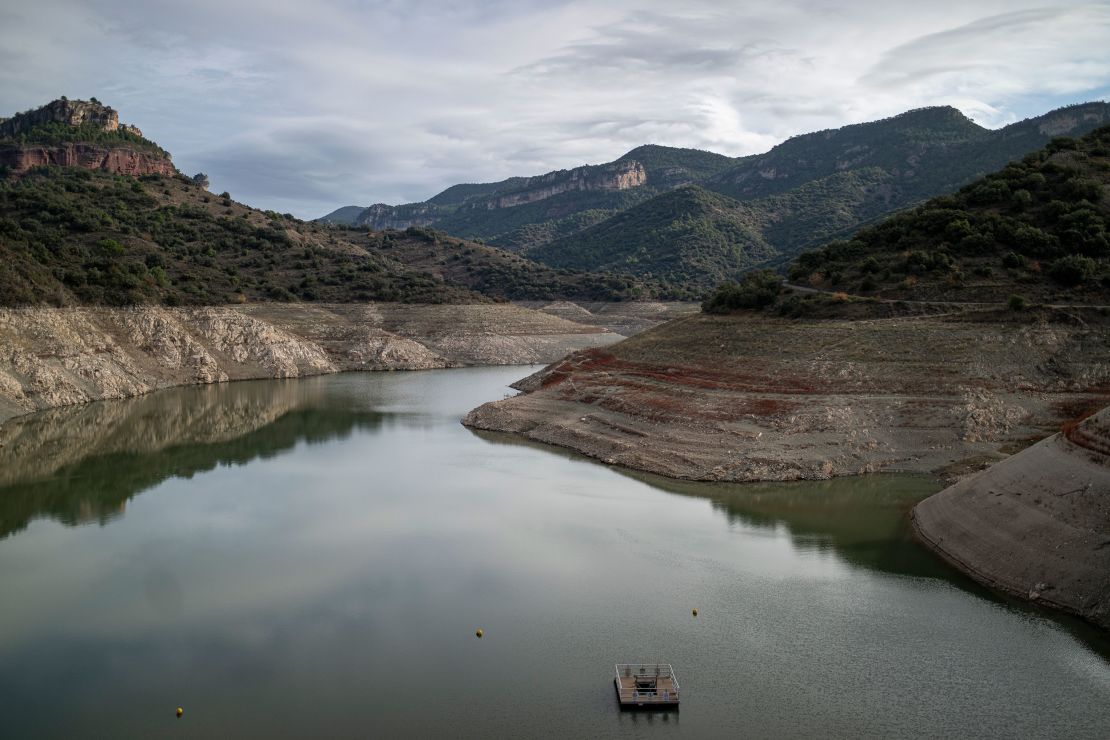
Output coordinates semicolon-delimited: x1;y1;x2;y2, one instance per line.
534;102;1110;287
321;101;1110;291
0;98;666;307
781;123;1110;305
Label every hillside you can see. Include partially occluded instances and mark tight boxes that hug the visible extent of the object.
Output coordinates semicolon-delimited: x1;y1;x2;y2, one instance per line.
339;225;663;301
707;106;986;201
0;164;672;306
529;185;774;289
0;98;173;176
324;102;1110;292
788;125;1110;304
465;309;1110;481
318;205;364;225
0;97;672;307
532;103;1110;286
613;144;736;184
321;144;735;247
0;166;481;306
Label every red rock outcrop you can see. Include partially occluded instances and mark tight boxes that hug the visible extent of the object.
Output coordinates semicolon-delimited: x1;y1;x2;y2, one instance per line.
463;311;1110;482
0;144;175;177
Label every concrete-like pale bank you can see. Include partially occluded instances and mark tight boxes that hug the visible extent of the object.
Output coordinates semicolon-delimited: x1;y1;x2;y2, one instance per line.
0;301;640;424
912;408;1110;630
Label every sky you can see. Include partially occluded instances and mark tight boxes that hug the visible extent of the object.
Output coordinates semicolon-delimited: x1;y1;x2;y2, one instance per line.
1;1;1108;218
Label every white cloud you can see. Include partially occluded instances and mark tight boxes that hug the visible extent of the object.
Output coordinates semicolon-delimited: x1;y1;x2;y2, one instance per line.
1;0;1108;217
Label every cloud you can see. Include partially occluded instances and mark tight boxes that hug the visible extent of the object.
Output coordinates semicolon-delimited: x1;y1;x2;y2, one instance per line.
1;0;1108;217
863;5;1110;115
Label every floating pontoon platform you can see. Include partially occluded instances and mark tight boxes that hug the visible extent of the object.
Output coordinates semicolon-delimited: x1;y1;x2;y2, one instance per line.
614;663;680;708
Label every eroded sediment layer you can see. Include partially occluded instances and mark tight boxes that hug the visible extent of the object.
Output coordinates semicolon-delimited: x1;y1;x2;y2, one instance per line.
912;408;1110;629
518;300;699;336
464;312;1110;482
0;302;622;423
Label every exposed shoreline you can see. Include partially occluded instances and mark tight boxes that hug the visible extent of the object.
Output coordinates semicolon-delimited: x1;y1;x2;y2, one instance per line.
911;408;1110;631
462;309;1110;628
6;301;1106;630
464;311;1110;483
0;301;697;426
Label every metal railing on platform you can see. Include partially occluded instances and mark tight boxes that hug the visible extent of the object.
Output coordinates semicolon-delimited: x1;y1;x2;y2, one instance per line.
613;663;681;703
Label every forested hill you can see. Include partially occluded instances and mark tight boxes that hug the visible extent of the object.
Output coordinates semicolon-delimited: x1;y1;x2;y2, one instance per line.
325;102;1110;294
0;166;660;306
529;185;773;289
789;125;1110;304
318;144;737;248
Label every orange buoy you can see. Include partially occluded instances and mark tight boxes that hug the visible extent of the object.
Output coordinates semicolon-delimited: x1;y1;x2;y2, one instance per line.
176;707;184;718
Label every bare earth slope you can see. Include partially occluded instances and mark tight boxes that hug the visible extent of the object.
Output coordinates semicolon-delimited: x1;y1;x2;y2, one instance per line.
464;311;1110;482
912;408;1110;629
0;303;621;424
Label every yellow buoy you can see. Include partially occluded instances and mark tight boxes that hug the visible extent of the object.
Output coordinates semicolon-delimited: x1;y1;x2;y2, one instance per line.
476;628;483;638
176;707;184;718
692;608;698;617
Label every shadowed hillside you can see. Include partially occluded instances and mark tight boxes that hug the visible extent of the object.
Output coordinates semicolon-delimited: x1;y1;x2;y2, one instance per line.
787;125;1110;304
0;98;668;306
326;102;1110;293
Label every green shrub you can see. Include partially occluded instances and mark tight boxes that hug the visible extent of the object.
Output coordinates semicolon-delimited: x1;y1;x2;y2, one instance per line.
1010;189;1033;212
702;270;783;314
96;238;124;255
1048;254;1098;286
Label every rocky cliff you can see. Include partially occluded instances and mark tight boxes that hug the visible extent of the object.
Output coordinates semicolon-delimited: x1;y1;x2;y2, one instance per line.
912;407;1110;630
325;101;1110;287
353;160;649;231
0;143;175;176
0;98;173;177
357;202;441;230
0;303;623;424
482;161;647;209
0;98;122;138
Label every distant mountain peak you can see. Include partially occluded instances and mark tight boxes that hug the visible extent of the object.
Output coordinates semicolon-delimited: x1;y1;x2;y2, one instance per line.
778;105;985;149
617;143;722;159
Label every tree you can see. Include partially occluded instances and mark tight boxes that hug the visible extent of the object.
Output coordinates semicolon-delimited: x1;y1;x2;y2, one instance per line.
1048;255;1098;286
702;270;783;314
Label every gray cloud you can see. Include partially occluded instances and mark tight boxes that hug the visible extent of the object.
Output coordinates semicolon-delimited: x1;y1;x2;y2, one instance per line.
1;0;1108;217
864;6;1110;100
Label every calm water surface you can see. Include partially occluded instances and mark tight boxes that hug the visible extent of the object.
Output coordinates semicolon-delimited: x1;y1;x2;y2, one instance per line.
0;367;1107;738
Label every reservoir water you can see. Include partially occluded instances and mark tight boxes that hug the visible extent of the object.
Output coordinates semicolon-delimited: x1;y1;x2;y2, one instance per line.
1;366;1107;738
